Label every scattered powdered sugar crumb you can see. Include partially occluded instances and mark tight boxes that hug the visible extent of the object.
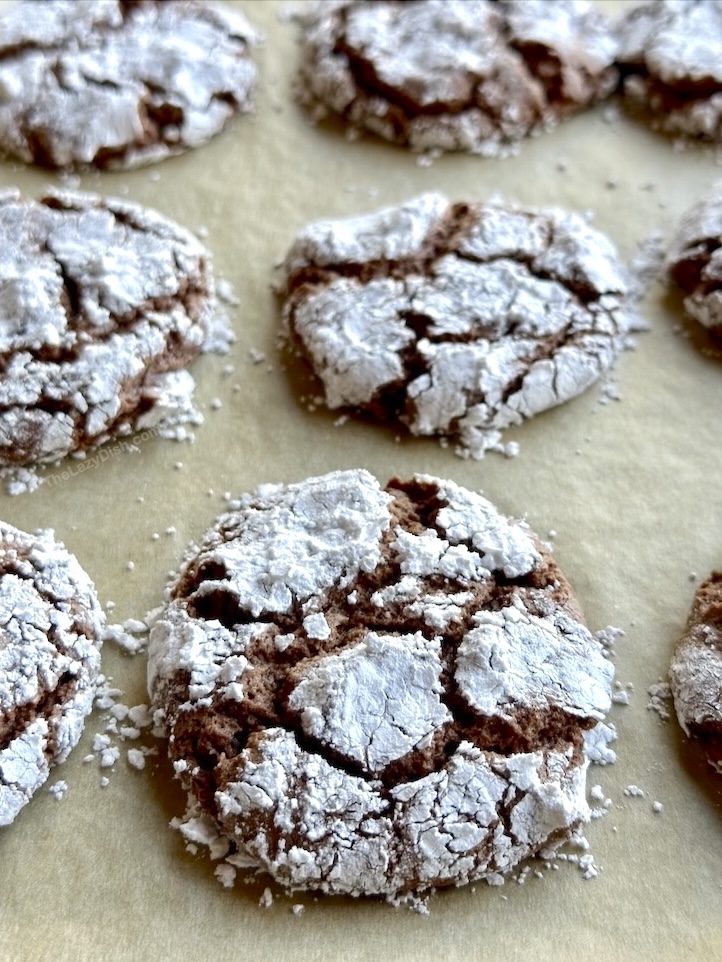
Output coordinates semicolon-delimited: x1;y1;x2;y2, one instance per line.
249;347;266;364
590;784;605;802
623;785;645;798
215;864;237;888
126;748;146;770
652;801;664;813
629;231;666;302
647;681;672;720
540;831;600;881
202;305;236;355
47;780;68;800
598;380;622;405
292;904;305;917
259;888;274;908
172;803;231;861
103;617;152;654
588;782;613;819
611;680;633;705
584;722;618;765
1;466;42;497
84;677;158;784
594;626;624;660
216;277;241;307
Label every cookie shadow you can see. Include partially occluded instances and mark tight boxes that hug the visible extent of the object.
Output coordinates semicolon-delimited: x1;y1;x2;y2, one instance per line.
660;285;722;362
669;718;722;814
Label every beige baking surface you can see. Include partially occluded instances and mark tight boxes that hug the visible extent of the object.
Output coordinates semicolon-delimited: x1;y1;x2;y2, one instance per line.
1;2;721;959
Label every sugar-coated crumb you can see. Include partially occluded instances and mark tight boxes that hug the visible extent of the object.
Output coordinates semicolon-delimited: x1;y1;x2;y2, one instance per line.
624;785;645;798
127;748;146;770
214;864;237;888
47;780;68;800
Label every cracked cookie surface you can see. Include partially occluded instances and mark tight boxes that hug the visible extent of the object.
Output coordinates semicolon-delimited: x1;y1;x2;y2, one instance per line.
281;192;637;458
293;0;619;156
670;571;722;773
148;468;614;899
0;187;214;474
0;522;104;826
618;0;722;144
0;0;258;170
667;186;722;338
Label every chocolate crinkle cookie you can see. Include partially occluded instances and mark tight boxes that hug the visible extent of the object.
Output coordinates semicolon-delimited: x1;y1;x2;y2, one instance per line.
0;0;258;170
667;186;722;338
0;188;217;491
280;192;638;458
618;0;722;143
0;522;104;826
292;0;619;156
669;572;722;773
148;468;614;900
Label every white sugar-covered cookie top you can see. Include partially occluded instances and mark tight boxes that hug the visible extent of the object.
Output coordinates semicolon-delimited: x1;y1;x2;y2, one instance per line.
282;193;638;458
149;469;614;899
0;188;214;476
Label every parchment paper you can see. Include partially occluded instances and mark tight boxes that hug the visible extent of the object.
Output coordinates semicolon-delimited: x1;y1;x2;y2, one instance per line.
1;3;721;960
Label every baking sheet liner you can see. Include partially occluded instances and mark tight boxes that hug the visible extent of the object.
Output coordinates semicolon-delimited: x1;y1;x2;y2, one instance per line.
1;2;721;959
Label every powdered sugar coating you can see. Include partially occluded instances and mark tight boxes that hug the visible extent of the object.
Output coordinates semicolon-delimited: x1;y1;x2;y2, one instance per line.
0;0;258;170
0;188;214;473
618;1;722;142
288;631;451;773
666;186;722;336
293;0;619;157
0;522;104;825
282;193;637;458
149;468;614;898
457;603;612;722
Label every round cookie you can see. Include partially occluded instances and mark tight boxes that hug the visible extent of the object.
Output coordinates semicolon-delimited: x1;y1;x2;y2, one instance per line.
0;187;215;477
667;186;722;338
618;0;722;143
292;0;619;157
0;0;258;170
669;571;722;773
0;522;104;826
148;468;614;900
280;192;637;458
